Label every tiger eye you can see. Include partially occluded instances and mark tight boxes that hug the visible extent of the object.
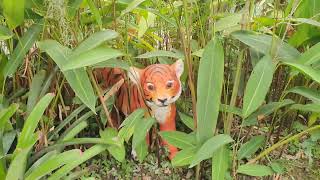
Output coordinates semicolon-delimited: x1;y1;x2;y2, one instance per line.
147;84;154;91
166;81;173;89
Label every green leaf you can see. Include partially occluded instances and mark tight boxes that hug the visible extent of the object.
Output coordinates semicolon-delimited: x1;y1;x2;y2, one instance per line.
100;128;125;162
290;18;320;27
27;70;46;115
86;0;102;29
73;30;118;55
38;40;96;112
220;104;242;116
237;164;274;177
243;55;275;118
232;30;300;61
25;151;57;177
286;86;320;103
92;59;130;70
197;38;224;143
136;50;184;59
290;103;320;113
212;145;231;180
138;16;148;38
3;0;25;29
62;121;88;141
119;108;145;142
0;104;19;129
297;42;320;65
0;25;13;40
134;139;148;162
270;162;286;174
3;23;42;77
172;148;196;167
159;131;196;149
25;149;82;180
16;93;54;150
62;47;123;71
237;136;265;160
178;112;195;130
215;13;242;32
6;147;31;180
121;0;146;16
190;134;233;167
132;117;156;148
48;145;107;180
243;99;294;126
283;62;320;83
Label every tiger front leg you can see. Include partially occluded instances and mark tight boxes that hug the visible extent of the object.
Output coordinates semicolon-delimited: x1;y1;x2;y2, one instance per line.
159;105;178;160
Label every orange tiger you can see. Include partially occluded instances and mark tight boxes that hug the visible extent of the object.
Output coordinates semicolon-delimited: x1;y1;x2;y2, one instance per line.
97;60;184;160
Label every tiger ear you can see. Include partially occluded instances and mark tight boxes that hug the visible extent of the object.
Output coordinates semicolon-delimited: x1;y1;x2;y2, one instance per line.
128;67;143;85
172;59;184;78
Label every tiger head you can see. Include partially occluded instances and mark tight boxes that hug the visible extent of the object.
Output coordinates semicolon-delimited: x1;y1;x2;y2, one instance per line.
128;60;184;108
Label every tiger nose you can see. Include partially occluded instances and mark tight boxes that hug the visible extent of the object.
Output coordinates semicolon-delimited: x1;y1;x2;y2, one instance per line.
158;98;167;103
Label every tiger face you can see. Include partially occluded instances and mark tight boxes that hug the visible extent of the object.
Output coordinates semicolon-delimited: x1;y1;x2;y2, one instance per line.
128;60;184;108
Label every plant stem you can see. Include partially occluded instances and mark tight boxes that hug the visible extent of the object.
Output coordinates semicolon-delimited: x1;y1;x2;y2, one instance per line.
88;68;115;128
225;50;244;134
249;124;320;164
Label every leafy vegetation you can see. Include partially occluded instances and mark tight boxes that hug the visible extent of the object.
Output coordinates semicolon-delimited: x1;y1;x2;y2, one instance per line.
0;0;320;179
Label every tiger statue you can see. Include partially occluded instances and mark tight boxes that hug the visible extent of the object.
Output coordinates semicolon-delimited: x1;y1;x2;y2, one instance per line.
97;59;184;160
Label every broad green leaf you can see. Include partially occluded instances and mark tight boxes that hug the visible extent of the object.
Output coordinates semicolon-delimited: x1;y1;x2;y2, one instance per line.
286;86;320;103
237;164;274;177
25;151;57;177
243;55;275;118
25;149;82;180
3;0;24;29
290;103;320;112
290;18;320;27
220;104;242;116
136;50;184;59
283;62;320;83
119;108;145;142
0;25;13;40
178;112;195;130
190;134;233;167
38;40;96;112
172;148;196;167
62;47;123;70
132;117;156;148
67;0;83;18
138;16;148;38
73;30;118;55
197;38;224;143
232;31;300;61
16;93;54;150
6;147;31;180
243;99;295;126
48;145;107;180
237;136;265;160
62;121;88;141
86;0;102;29
3;23;42;77
215;13;242;32
121;0;146;16
159;131;196;149
100;128;125;162
297;42;320;65
270;162;286;174
92;59;130;70
192;49;204;57
0;104;19;129
212;145;231;180
134;139;148;162
2;131;16;155
27;70;46;114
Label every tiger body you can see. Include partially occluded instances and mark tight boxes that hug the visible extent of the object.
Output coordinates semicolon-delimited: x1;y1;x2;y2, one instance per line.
98;60;184;160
